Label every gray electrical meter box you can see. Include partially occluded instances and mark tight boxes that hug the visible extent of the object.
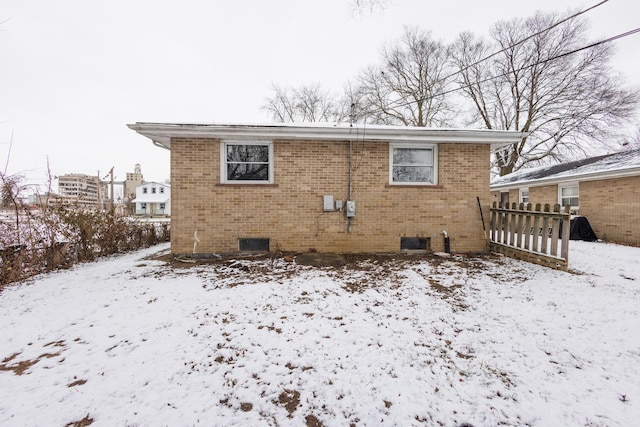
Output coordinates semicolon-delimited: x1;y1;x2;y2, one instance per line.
346;200;356;217
323;195;334;211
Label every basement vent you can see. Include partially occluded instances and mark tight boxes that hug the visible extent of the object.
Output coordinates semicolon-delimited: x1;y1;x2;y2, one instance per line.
238;238;270;252
400;237;430;251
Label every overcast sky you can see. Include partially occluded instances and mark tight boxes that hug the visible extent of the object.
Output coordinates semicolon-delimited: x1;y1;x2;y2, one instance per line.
1;0;638;192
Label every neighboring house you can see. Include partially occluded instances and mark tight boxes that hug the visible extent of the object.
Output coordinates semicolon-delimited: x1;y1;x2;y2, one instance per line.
491;148;640;245
132;182;171;216
128;122;523;255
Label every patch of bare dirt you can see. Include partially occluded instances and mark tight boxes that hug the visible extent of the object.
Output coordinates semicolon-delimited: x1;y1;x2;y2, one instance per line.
0;351;62;375
0;340;67;376
277;389;301;415
67;378;87;387
145;250;506;297
306;414;324;427
65;414;93;427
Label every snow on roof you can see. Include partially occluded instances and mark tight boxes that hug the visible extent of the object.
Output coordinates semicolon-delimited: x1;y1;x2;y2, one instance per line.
140;181;170;188
491;148;640;188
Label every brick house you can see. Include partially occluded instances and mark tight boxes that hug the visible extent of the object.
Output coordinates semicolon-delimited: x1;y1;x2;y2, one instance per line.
128;122;523;255
491;148;640;245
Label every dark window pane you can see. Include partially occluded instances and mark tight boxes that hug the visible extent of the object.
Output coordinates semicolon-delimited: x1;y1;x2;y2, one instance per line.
227;163;269;181
227;145;269;162
392;166;432;183
226;144;270;181
393;148;433;165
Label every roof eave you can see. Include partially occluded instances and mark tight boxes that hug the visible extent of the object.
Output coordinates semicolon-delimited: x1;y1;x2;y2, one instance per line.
127;122;524;151
491;166;640;190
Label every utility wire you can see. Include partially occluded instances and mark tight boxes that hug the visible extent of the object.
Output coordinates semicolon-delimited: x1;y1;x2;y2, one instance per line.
439;0;609;86
417;27;640;104
379;0;610;112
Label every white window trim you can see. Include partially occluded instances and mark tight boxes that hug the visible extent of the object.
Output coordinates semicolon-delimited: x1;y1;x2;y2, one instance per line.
519;187;529;204
558;182;579;210
220;141;274;184
388;143;438;185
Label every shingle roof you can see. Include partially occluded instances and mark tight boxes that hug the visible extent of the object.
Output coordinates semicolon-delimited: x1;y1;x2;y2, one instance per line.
491;148;640;188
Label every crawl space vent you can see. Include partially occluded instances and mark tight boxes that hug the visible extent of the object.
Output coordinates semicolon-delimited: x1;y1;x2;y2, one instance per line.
400;237;430;251
238;238;270;252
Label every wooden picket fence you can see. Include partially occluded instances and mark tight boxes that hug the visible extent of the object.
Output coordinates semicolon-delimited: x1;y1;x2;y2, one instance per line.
489;202;571;270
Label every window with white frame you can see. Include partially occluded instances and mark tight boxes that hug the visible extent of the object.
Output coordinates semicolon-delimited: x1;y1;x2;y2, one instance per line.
152;187;156;194
221;142;274;184
160;203;165;210
160;187;164;194
142;187;148;194
519;188;529;204
559;184;579;209
389;144;438;185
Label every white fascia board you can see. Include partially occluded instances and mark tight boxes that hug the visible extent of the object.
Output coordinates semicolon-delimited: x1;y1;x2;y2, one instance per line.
491;166;640;190
132;196;170;203
127;122;525;151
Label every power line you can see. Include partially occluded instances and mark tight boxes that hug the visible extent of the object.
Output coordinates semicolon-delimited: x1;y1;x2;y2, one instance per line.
440;0;609;86
381;26;640;113
379;0;610;113
440;27;640;100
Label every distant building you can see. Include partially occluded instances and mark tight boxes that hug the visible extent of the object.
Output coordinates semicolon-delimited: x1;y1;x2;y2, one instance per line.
132;182;170;217
57;173;107;209
29;192;62;209
124;163;144;201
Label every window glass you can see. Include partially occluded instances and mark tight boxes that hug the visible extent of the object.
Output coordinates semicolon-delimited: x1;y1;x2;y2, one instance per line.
391;146;435;184
500;192;509;206
226;144;270;181
520;189;529;204
560;185;579;207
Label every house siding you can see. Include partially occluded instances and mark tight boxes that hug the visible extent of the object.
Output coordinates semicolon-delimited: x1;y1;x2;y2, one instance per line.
580;176;640;245
528;185;559;207
171;138;491;254
491;176;640;245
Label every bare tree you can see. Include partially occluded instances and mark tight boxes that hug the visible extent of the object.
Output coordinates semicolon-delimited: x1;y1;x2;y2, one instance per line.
356;27;456;127
0;171;26;245
261;83;361;124
625;125;640;149
349;0;390;14
451;11;640;176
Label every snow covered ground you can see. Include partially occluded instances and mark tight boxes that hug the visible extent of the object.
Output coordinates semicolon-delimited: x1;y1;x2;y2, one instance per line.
1;241;639;426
